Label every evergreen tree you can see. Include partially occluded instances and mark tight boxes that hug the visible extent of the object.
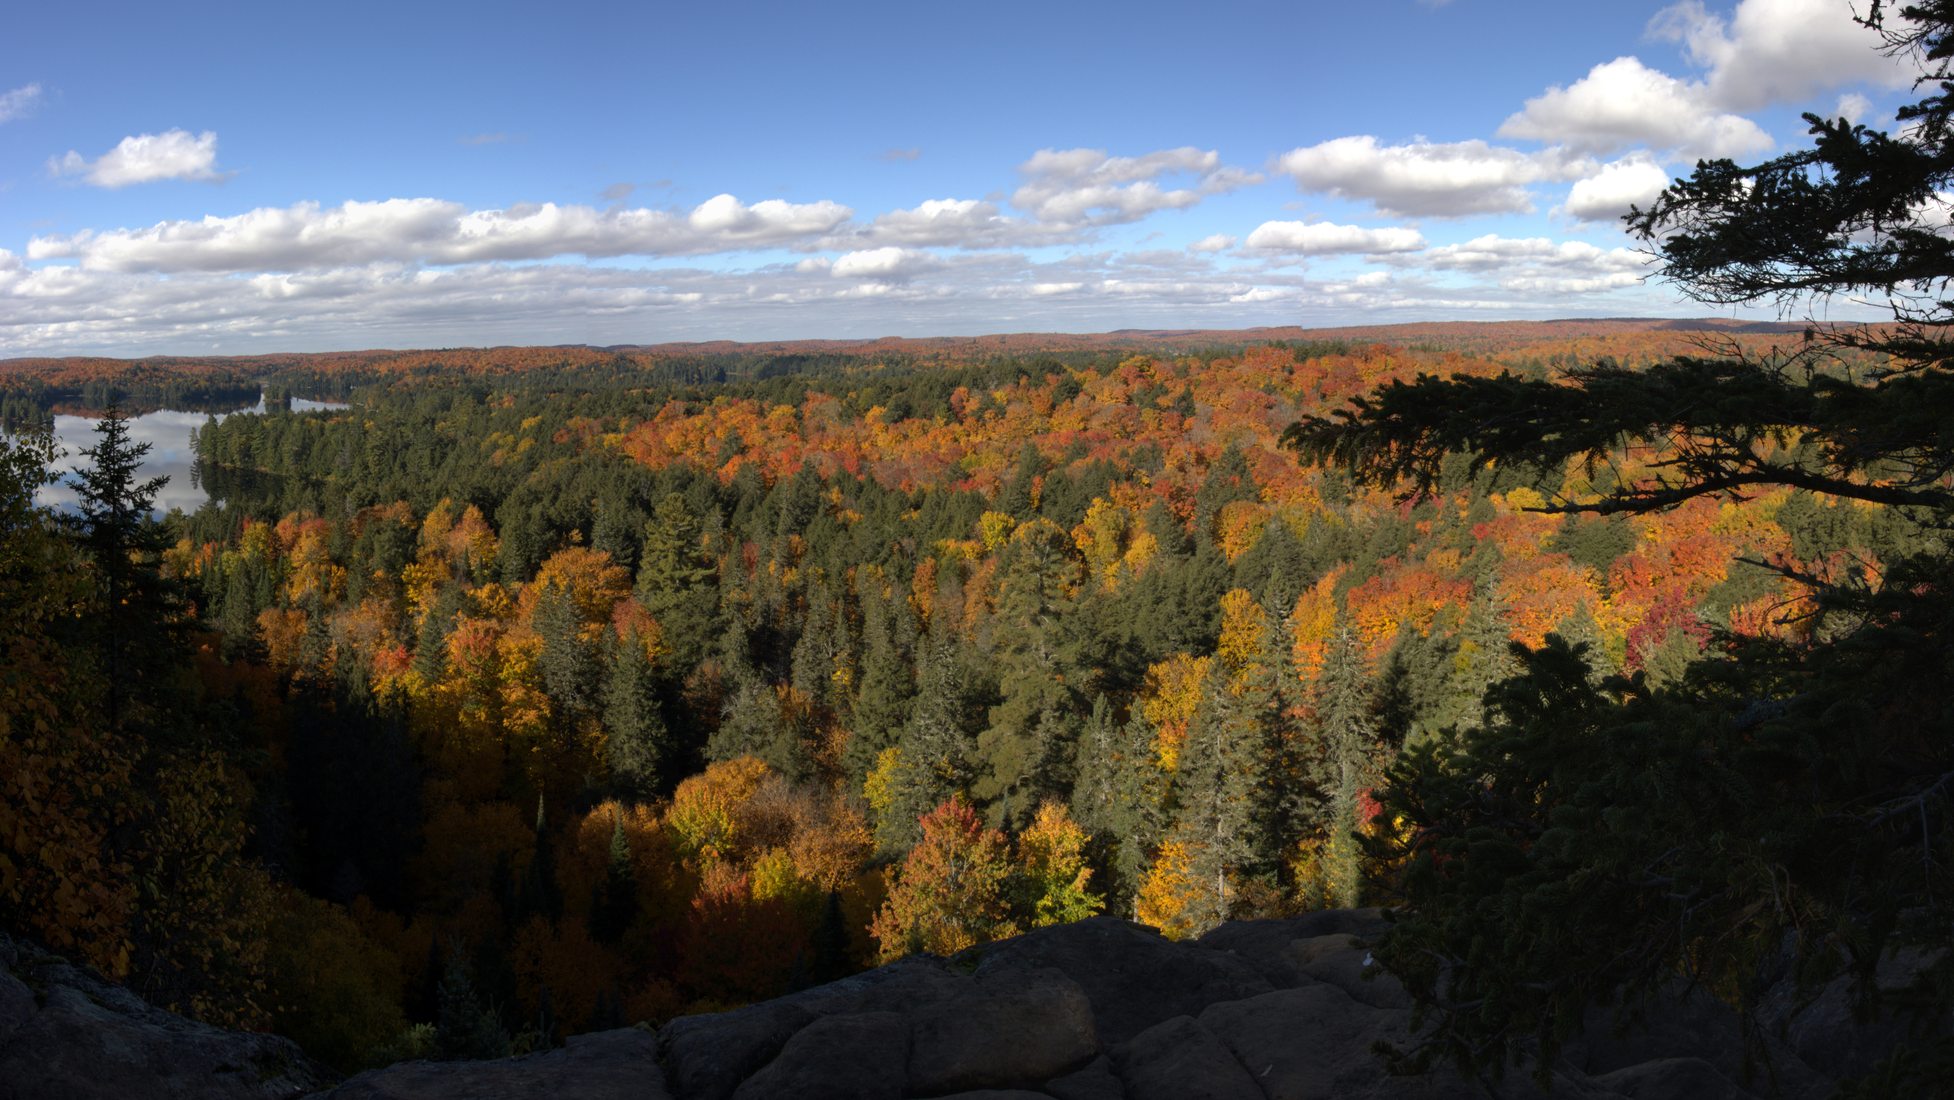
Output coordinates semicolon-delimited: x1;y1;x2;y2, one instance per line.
515;796;560;925
1438;573;1518;732
1068;695;1123;838
534;580;599;718
434;944;511;1061
789;580;843;710
976;519;1087;823
590;812;636;944
1244;602;1309;878
1232;517;1312;606
842;585;912;786
883;635;976;852
635;494;718;675
1304;622;1381;908
1549;603;1612;683
65;408;172;735
1169;664;1262;930
413;584;466;684
602;630;670;800
1373;625;1453;749
1193;443;1256;545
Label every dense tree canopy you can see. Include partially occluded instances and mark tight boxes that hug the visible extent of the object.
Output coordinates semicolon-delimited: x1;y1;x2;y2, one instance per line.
1289;3;1954;1089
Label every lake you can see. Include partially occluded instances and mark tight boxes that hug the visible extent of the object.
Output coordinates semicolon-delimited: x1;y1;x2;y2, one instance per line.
35;395;347;514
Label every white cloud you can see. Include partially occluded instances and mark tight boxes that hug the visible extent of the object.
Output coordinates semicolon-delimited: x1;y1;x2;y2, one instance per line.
1835;91;1873;124
1499;57;1772;159
830;247;941;280
28;193;854;272
1274;136;1590;218
0;83;42;124
1189;234;1237;253
50;129;226;187
1651;0;1909;112
1012;146;1260;227
687;193;846;240
1564;158;1672;223
1499;271;1646;294
1245;220;1427;255
1420;234;1647;274
849;198;1048;249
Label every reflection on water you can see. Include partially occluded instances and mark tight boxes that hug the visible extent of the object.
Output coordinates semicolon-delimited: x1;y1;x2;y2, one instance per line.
33;395;347;514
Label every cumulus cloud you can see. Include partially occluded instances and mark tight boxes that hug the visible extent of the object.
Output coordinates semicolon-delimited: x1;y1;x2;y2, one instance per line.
879;147;922;162
1564;158;1672;223
28;193;854;272
1189;234;1236;253
1274;137;1590;218
1419;234;1647;274
1651;0;1909;112
1244;220;1427;255
847;198;1052;249
1835;91;1874;124
830;246;942;280
1499;57;1772;159
49;129;227;187
1012;146;1260;227
0;83;42;124
0;236;1823;357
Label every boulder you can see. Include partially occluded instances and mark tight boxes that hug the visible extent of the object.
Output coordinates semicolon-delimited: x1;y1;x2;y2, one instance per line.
907;968;1097;1094
1592;1057;1753;1099
1560;985;1829;1100
1043;1056;1124;1100
729;1011;909;1100
320;1029;665;1099
657;999;815;1100
969;916;1274;1044
0;951;328;1100
1112;1014;1264;1100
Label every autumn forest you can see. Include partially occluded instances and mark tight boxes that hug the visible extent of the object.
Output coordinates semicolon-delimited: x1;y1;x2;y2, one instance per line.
0;318;1915;1075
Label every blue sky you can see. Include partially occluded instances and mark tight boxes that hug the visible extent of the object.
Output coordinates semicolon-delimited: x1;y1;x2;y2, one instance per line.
0;0;1920;355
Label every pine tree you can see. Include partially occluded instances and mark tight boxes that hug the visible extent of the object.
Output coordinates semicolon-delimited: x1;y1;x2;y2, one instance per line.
515;796;560;925
789;580;842;710
1549;603;1612;683
65;407;171;735
843;585;913;787
1305;622;1381;908
435;944;510;1061
590;812;636;944
1440;573;1518;732
1244;602;1309;878
882;635;976;852
603;629;670;800
635;494;717;675
1169;664;1262;931
534;580;599;718
976;519;1086;823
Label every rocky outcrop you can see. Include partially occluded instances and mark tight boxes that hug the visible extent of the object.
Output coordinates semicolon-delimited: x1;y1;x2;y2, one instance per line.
8;912;1912;1099
318;910;1850;1099
0;935;329;1100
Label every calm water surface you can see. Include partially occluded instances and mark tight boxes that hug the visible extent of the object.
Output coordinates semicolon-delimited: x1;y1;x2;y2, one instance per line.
36;395;346;514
